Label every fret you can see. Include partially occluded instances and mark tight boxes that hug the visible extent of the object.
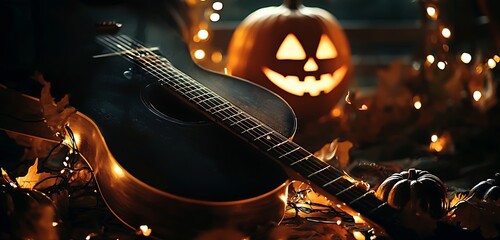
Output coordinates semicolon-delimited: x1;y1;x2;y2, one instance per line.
290;153;312;165
278;147;301;158
307;165;331;177
267;140;289;151
253;131;274;141
349;191;373;205
322;175;343;187
196;96;219;104
335;185;355;196
229;116;251;126
221;111;242;121
241;124;263;134
212;105;234;115
184;86;205;95
207;102;231;112
188;92;213;101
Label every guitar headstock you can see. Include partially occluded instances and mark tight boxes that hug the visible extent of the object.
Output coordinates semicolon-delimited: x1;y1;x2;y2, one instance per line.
95;21;122;35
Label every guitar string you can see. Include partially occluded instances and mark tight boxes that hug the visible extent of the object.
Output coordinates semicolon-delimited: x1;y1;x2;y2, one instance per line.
96;35;382;212
97;35;382;212
98;34;375;206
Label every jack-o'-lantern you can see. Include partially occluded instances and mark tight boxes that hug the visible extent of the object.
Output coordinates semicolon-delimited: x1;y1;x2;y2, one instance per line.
227;0;351;123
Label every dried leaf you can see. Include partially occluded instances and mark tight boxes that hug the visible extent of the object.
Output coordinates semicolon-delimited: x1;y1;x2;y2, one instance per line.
37;74;76;133
314;139;353;169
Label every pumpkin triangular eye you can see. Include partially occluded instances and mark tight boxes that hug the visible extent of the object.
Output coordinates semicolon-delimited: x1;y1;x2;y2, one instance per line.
316;34;338;59
276;34;306;60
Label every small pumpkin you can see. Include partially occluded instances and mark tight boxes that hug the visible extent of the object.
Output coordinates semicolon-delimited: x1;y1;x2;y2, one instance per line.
0;183;59;239
468;173;500;201
226;0;351;123
375;168;449;219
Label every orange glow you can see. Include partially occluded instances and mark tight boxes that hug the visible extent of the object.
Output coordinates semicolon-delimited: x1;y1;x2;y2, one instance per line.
113;163;125;178
262;65;347;97
139;225;152;236
353;231;365;240
426;6;438;20
441;28;451;38
276;34;306;60
473;91;482;101
426;55;435;64
211;51;223;63
487;58;497;69
194;49;206;60
460;53;472;64
316;34;338;59
331;106;343;118
359;104;368;110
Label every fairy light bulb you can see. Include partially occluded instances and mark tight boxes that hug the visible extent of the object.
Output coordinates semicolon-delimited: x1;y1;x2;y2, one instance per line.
487;58;497;69
197;29;209;40
194;49;206;60
212;1;223;10
441;28;451;38
426;55;435;64
460;53;472;64
473;91;482;101
210;13;220;22
426;6;438;20
437;61;446;70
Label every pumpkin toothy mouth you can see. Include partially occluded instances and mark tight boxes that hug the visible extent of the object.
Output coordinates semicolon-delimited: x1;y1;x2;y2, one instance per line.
262;66;348;97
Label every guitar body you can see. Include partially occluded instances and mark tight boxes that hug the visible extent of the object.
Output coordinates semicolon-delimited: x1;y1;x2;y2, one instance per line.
1;1;296;239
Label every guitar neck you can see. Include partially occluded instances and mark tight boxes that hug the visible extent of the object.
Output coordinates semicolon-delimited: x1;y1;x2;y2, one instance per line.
95;34;405;235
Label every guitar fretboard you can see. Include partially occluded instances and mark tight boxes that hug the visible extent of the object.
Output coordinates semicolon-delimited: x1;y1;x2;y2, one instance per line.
95;34;398;222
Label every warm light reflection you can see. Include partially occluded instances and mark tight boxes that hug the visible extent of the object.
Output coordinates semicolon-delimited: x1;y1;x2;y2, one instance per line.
353;231;365;240
494;55;500;62
460;53;472;64
279;194;287;204
210;13;221;22
336;219;342;225
426;6;438;20
473;91;482;101
197;29;209;40
426;55;435;64
113;163;125;178
441;28;451;38
194;49;206;60
353;215;365;224
359;104;368;111
52;222;58;227
437;61;446;70
487;58;497;69
431;134;438;143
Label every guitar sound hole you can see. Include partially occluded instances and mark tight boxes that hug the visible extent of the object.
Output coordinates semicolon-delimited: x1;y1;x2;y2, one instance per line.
142;83;210;125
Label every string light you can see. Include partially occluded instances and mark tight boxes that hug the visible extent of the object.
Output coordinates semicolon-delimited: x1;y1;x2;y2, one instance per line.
437;61;446;70
494;55;500;62
426;6;438;20
139;225;152;236
441;28;451;38
212;1;223;10
460;53;472;64
413;97;422;110
194;49;206;59
473;91;482;101
210;13;221;22
431;134;438;143
487;58;497;69
426;55;435;64
197;29;209;40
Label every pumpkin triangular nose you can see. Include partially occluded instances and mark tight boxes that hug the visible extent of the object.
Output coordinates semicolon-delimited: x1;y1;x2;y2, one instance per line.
303;58;318;72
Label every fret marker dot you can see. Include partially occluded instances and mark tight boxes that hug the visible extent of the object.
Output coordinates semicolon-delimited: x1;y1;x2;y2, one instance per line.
266;135;271;140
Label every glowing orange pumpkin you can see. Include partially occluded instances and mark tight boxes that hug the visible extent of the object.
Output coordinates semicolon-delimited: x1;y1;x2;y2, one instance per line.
226;0;351;122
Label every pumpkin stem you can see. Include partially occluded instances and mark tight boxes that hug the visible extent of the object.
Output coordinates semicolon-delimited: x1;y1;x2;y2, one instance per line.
282;0;303;9
407;168;416;180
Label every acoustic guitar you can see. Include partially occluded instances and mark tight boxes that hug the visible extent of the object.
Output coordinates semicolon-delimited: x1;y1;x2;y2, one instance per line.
0;2;415;239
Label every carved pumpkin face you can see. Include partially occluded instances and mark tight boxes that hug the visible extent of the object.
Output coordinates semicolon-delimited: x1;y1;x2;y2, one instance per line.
263;33;347;97
227;1;351;123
